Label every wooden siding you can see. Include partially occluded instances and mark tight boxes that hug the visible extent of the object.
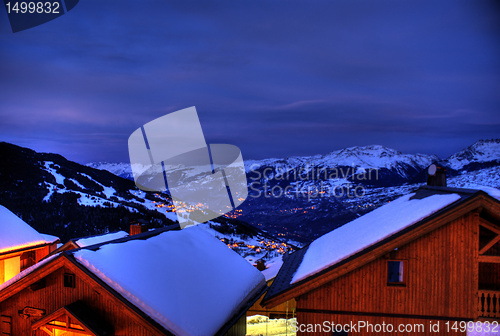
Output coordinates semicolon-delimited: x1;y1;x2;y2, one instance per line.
295;212;481;336
224;314;247;336
0;257;169;336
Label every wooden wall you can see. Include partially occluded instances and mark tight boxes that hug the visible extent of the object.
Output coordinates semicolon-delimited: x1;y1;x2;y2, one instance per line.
295;212;480;336
0;258;168;336
225;314;247;336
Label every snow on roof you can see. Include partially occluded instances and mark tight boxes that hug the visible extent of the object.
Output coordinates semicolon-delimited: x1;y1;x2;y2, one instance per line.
40;233;60;244
262;256;284;281
74;226;266;336
0;205;59;254
460;184;500;201
74;231;129;248
291;192;461;284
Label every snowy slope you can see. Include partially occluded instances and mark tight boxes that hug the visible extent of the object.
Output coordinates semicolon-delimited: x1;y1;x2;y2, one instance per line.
1;142;295;266
448;166;500;189
445;139;500;170
86;162;135;180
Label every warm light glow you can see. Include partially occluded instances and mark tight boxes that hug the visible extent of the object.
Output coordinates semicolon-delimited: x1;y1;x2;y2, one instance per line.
3;256;20;283
0;240;47;255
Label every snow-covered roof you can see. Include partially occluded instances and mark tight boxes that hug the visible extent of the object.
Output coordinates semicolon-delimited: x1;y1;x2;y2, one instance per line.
73;231;129;248
292;192;461;283
73;226;266;336
264;185;500;304
0;204;59;254
40;233;60;244
262;256;284;282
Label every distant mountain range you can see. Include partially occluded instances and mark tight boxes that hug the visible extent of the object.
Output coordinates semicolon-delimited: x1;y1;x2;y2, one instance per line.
89;139;500;242
0;139;497;248
0;142;293;266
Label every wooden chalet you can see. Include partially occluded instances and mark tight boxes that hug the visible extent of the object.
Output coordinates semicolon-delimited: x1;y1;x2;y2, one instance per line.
0;225;266;336
0;205;59;286
262;185;500;335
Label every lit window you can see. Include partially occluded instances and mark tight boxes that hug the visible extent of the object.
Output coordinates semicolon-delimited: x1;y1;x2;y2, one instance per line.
387;260;405;285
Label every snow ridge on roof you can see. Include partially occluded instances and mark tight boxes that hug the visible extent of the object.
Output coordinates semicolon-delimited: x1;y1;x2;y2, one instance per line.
74;231;129;248
291;192;461;283
0;204;59;254
74;226;266;336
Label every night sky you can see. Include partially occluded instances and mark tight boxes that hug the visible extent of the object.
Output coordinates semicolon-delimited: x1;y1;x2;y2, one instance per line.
1;0;499;164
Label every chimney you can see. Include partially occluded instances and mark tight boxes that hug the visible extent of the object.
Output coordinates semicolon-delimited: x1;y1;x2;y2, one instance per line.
130;221;148;236
255;259;266;271
427;164;447;187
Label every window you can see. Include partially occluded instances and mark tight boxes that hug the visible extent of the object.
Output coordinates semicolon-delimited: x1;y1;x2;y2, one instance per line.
3;257;20;283
20;251;36;271
387;260;405;286
64;273;75;288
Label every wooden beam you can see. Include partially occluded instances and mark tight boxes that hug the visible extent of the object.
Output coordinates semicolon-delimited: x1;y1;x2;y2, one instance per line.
479;255;500;263
479;234;500;255
40;326;54;336
480;219;500;235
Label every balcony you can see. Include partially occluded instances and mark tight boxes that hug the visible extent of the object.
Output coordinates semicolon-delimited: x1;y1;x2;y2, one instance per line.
478;290;500;318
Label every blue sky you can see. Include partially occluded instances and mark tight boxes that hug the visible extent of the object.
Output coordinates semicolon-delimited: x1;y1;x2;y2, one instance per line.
1;0;499;163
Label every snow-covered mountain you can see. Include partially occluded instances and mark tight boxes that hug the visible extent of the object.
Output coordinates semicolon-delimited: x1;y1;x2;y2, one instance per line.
246;145;437;174
86;162;135;180
0;142;295;264
91;144;438;184
444;139;500;170
88;140;499;243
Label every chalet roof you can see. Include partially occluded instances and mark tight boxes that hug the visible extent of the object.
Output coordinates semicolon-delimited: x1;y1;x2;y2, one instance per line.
71;225;266;335
0;204;59;254
263;185;500;305
1;224;267;336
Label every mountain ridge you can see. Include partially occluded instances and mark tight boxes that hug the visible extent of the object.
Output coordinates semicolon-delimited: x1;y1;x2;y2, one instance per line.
87;139;500;242
89;139;499;181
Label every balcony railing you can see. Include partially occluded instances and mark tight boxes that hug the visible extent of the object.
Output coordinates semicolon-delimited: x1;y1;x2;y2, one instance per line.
478;290;500;318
